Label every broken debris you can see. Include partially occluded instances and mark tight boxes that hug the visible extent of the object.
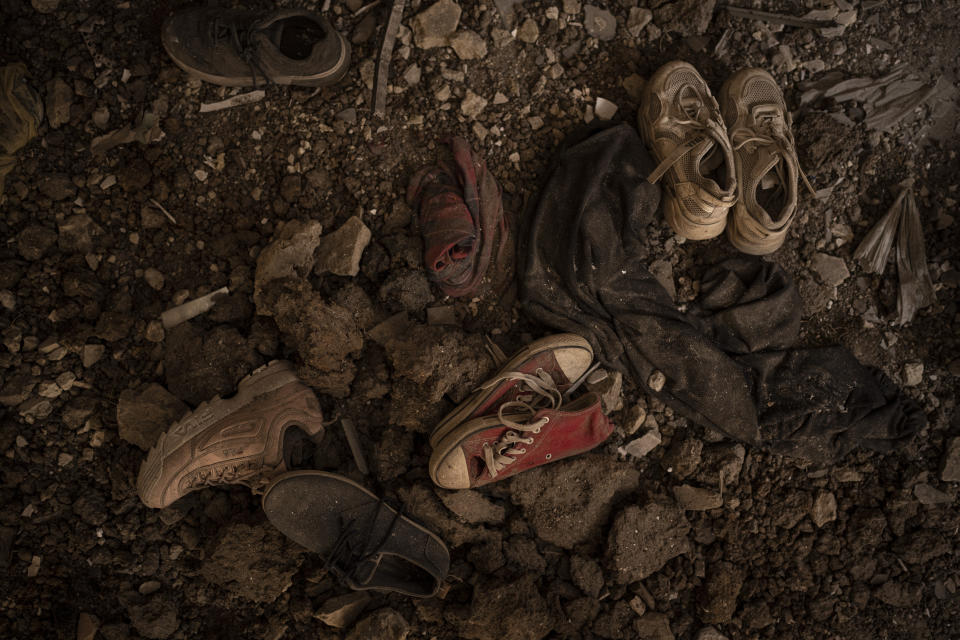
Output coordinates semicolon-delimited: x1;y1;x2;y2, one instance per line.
199;90;266;113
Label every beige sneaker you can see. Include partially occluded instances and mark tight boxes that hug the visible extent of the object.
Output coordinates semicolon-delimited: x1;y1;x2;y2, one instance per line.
720;68;813;255
639;61;737;240
137;361;325;509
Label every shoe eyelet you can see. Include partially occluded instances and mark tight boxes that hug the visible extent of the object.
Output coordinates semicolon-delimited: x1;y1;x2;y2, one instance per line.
533;427;541;434
545;453;552;460
541;417;550;424
518;448;526;454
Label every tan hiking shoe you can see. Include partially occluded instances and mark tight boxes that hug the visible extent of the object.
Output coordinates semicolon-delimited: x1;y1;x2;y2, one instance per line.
720;68;813;255
639;61;737;240
137;361;325;509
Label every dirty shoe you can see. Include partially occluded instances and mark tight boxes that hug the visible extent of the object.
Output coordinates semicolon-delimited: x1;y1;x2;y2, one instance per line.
0;64;43;197
430;392;613;490
429;333;595;448
262;471;450;598
137;361;325;509
162;6;350;87
720;68;812;255
639;61;737;240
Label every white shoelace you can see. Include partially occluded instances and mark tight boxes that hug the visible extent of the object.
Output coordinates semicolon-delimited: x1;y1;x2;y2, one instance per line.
480;369;561;478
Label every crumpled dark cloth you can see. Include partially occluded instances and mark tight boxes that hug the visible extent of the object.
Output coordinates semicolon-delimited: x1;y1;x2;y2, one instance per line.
518;124;923;463
407;137;506;298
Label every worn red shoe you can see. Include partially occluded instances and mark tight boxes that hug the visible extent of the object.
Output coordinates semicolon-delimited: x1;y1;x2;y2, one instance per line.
429;392;613;489
429;333;595;448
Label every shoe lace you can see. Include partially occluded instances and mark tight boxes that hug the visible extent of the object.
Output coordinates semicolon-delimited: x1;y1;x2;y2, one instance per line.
728;105;816;195
324;499;404;587
480;369;561;479
208;17;271;89
647;88;732;186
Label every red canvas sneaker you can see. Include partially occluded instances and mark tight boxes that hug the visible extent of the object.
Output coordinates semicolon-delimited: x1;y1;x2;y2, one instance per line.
429;333;595;448
137;361;325;509
429;392;613;490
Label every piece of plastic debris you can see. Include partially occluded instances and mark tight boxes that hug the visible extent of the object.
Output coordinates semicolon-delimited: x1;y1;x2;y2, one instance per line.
373;0;407;118
340;418;369;475
90;112;162;155
800;64;939;132
160;287;229;329
595;97;618;120
854;183;935;325
199;89;266;113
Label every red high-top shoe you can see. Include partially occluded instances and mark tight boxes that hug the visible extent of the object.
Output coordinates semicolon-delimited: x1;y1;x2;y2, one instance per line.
429;333;595;448
429;392;613;489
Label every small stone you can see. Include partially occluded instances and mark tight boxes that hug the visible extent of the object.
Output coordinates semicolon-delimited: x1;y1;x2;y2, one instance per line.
629;596;647;616
941;438;960;482
116;384;189;450
563;0;581;14
314;216;372;277
57;452;73;467
143;268;165;291
811;253;850;287
45;77;73;129
622;404;647;435
516;18;540;44
145;320;165;343
26;555;41;577
902;361;923;386
82;344;105;368
58;214;102;254
403;64;421;85
914;483;953;505
460;90;488;119
585;369;623;413
126;597;179;639
622;428;662;458
253;220;324;312
0;290;14;310
661;438;703;479
584;5;617;41
18;225;58;260
627;7;653;37
37;380;62;399
696;625;729;640
673;484;722;511
139;581;163;595
699;562;744;624
634;612;674;640
411;0;462;49
314;592;370;628
0;374;35;407
595;97;618;120
450;29;487;60
493;91;509;105
351;12;377;44
570;555;604;598
811;491;837;527
648;370;666;392
77;613;100;640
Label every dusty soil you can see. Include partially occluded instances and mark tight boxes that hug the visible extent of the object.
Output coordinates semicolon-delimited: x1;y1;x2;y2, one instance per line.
1;0;959;639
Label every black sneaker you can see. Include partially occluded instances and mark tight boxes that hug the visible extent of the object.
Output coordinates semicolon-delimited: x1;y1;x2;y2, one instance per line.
161;6;351;87
262;471;450;598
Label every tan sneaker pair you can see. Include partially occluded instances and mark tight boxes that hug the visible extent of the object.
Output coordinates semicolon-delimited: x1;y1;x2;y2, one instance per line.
639;61;812;255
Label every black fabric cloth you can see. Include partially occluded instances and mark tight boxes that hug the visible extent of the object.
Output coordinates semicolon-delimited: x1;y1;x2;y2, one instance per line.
518;124;922;463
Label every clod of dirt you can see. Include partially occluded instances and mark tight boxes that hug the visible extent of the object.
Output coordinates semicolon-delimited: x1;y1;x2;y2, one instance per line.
511;454;641;550
653;0;717;36
253;220;324;313
268;281;362;397
314;216;372;277
673;484;722;511
95;311;134;342
163;323;261;405
116;383;188;450
378;269;434;313
593;599;634;639
382;324;491;430
570;555;604;598
57;214;103;254
942;437;960;482
17;225;57;261
125;596;179;639
633;612;674;640
698;561;745;624
346;608;409;640
584;5;617;41
606;499;691;583
200;522;303;603
397;484;491;548
810;491;838;527
661;437;703;479
696;444;745;487
411;0;462;49
456;575;553;640
315;592;371;628
37;173;76;201
438;490;505;525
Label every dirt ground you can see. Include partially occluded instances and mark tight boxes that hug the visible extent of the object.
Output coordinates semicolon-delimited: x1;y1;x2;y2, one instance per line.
1;0;959;638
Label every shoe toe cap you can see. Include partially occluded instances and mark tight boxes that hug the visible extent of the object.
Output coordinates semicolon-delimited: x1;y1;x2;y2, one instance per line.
555;346;593;382
432;447;470;490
